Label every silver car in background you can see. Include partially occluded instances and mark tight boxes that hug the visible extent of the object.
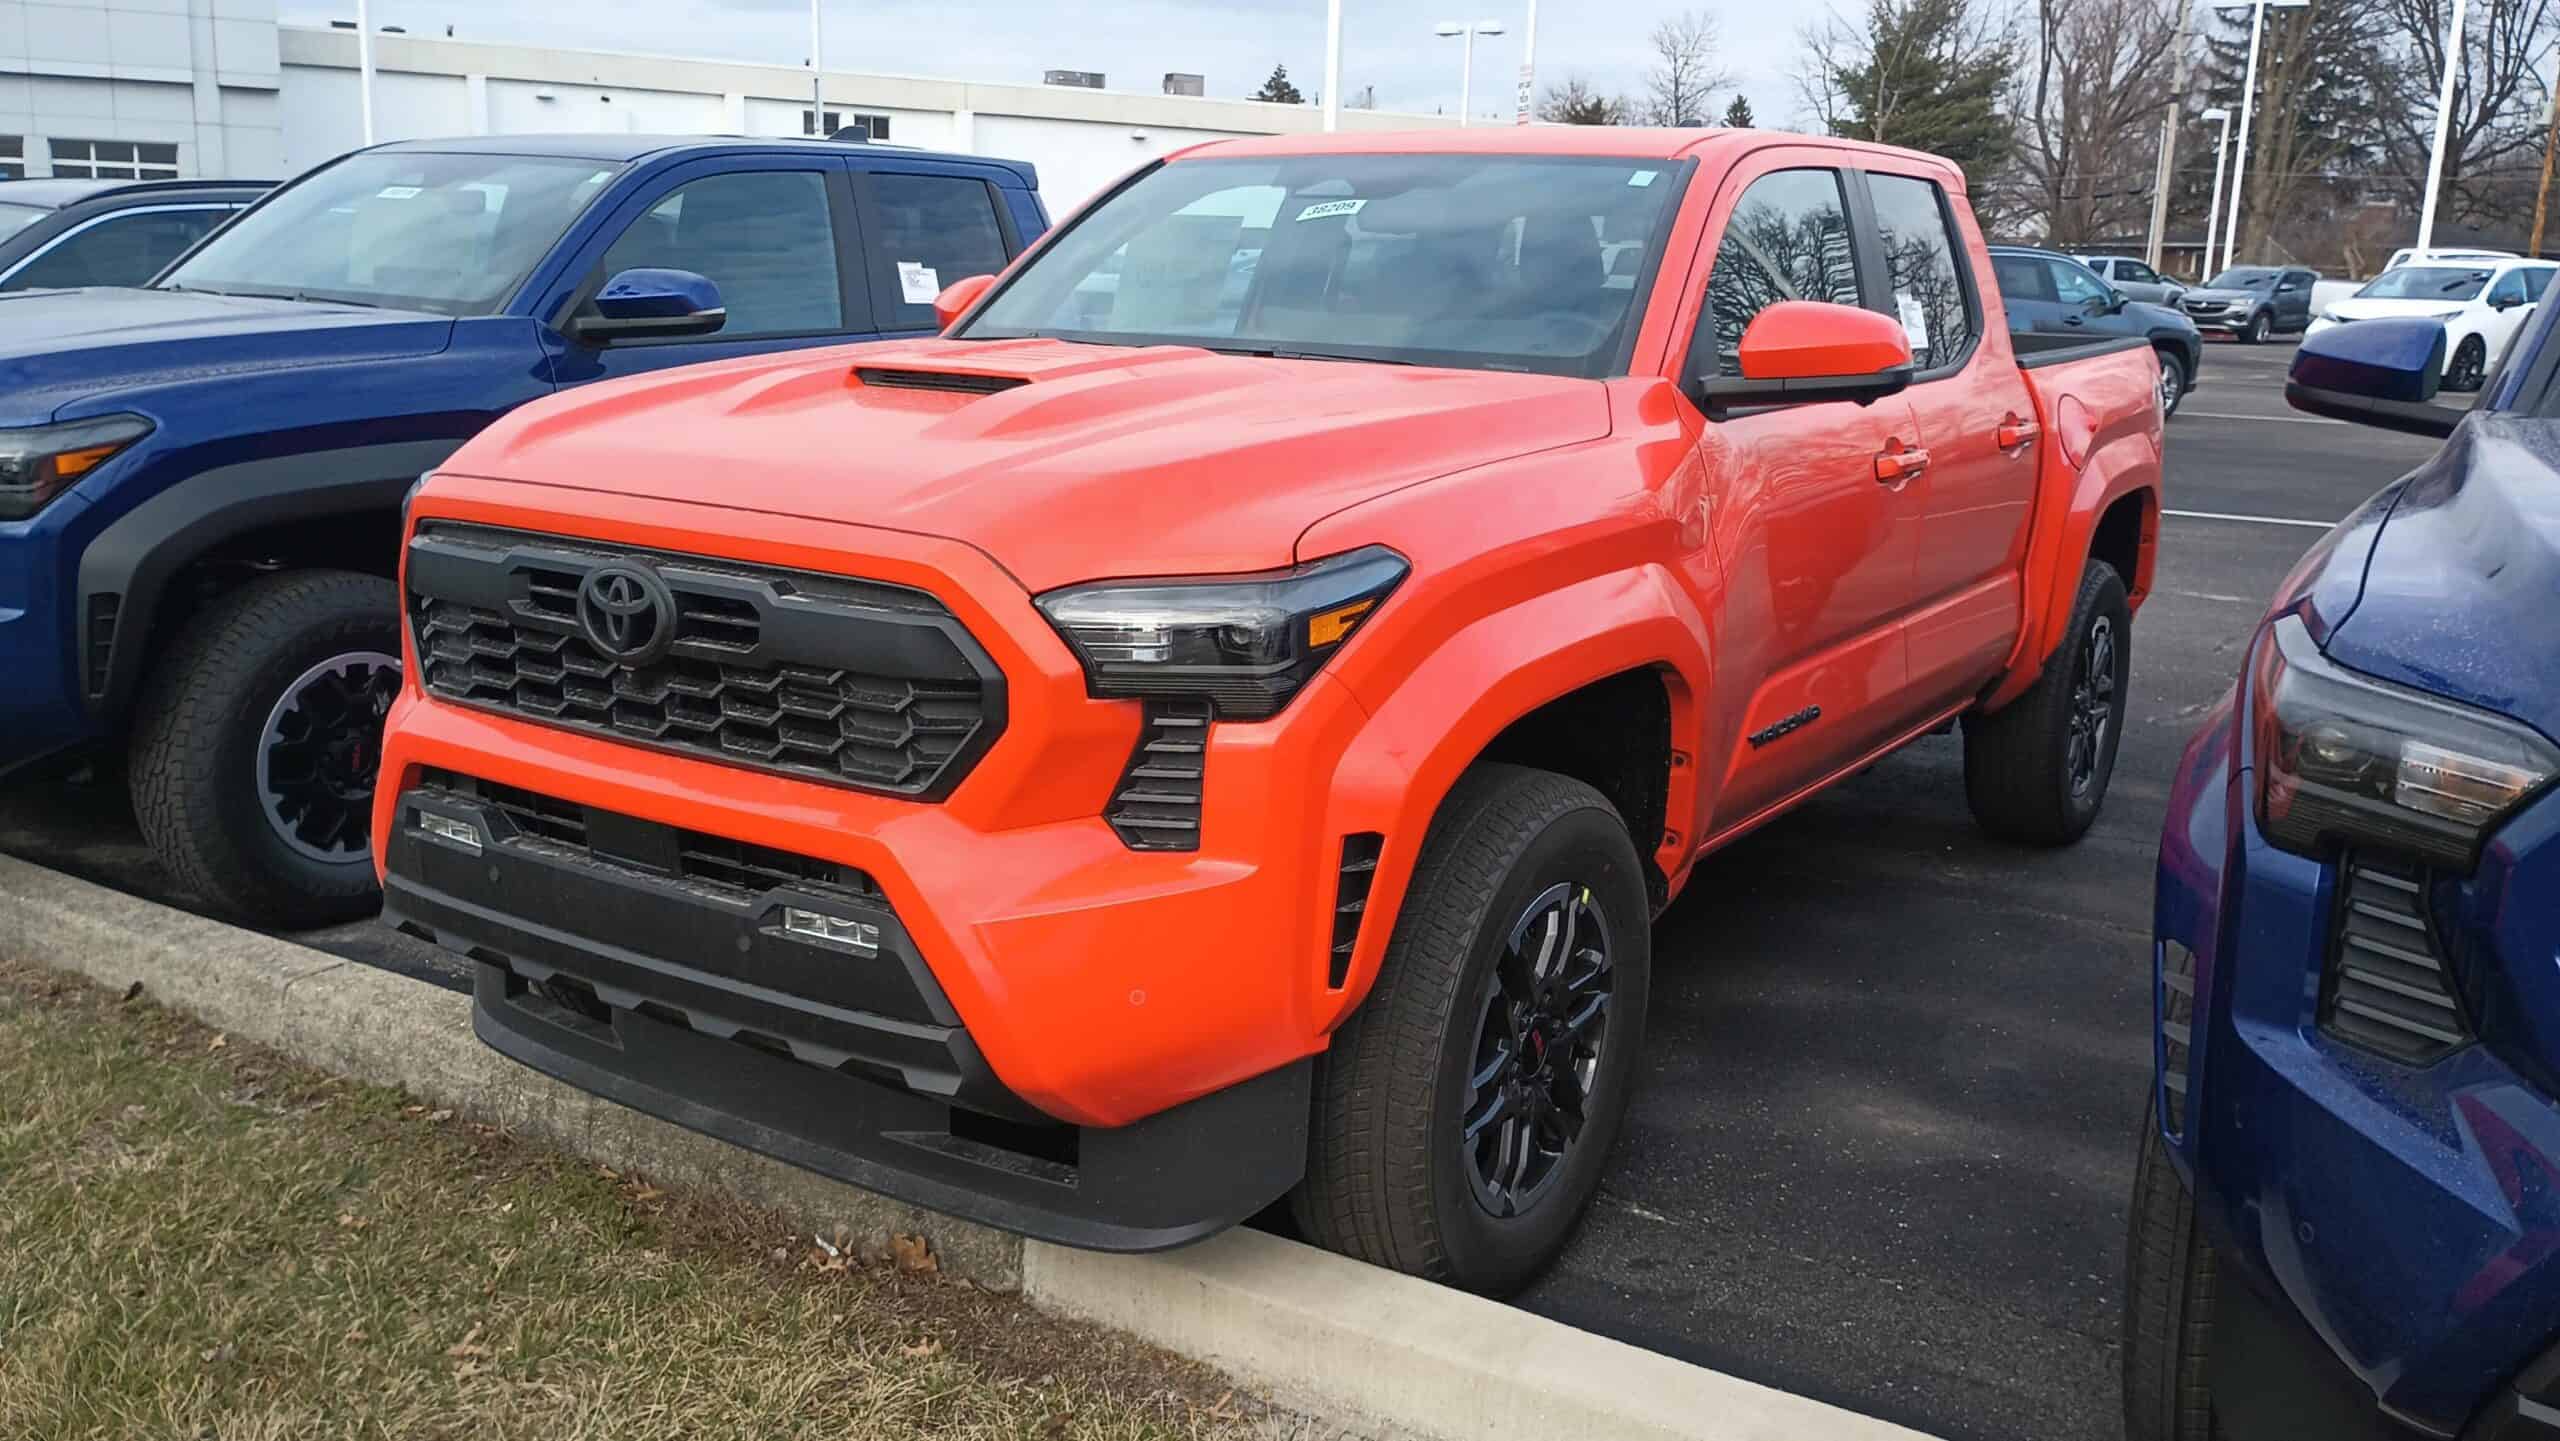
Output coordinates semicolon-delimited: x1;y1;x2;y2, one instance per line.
2077;254;2188;307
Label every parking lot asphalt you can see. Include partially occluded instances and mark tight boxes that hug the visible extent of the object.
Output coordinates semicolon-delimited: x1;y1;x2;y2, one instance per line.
0;339;2453;1441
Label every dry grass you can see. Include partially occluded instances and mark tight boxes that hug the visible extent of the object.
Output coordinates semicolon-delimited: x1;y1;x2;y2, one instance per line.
0;958;1290;1441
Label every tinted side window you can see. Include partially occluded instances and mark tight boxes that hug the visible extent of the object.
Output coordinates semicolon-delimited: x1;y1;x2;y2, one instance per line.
2123;261;2161;285
1866;174;1974;371
1702;168;1858;376
2492;269;2532;306
866;173;1010;329
7;207;228;290
2049;258;2111;307
595;170;843;338
1992;253;2055;302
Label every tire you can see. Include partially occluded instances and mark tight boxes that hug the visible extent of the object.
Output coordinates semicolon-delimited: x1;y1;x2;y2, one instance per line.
2445;334;2489;393
1292;763;1652;1297
1962;559;2132;846
2155;348;2188;418
129;570;402;928
2124;1101;2218;1441
2239;310;2270;345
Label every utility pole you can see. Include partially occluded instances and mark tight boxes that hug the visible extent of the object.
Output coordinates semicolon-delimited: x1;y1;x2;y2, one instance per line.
2414;0;2471;255
809;0;825;135
2534;64;2560;255
2218;0;2307;269
2145;5;2197;269
357;0;375;145
1323;0;1343;132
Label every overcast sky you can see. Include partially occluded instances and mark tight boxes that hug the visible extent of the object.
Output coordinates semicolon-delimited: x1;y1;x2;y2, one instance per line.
278;0;1811;125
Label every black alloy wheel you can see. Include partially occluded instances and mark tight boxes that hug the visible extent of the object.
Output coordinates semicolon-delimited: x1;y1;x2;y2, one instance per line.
257;650;402;863
1461;881;1616;1218
2446;335;2489;393
2067;614;2119;799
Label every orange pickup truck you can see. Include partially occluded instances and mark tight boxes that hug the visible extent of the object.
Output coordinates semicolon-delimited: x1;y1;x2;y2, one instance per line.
376;128;2164;1294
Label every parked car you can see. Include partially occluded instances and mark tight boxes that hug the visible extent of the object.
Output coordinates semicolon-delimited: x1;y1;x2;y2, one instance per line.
0;135;1047;926
2306;256;2559;392
376;129;2167;1293
2079;253;2188;306
1990;245;2203;415
2127;311;2560;1440
2179;264;2320;343
0;177;267;291
2382;244;2517;273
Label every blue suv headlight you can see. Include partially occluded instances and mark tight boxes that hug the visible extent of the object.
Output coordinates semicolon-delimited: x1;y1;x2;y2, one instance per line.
0;414;153;520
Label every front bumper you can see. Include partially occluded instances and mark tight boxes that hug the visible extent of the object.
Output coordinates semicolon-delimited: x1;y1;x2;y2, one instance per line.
382;772;1312;1251
0;502;98;776
2153;693;2560;1437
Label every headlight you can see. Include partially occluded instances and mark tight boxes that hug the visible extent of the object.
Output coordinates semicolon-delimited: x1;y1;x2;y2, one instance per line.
2252;614;2559;868
0;414;153;521
1036;546;1407;719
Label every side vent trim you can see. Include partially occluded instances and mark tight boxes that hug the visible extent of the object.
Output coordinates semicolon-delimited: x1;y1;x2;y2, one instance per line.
1329;833;1385;989
1105;700;1210;851
2320;853;2471;1065
855;368;1029;396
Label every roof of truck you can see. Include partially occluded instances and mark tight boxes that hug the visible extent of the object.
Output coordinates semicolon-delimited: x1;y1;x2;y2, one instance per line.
1173;126;1970;184
364;134;1038;186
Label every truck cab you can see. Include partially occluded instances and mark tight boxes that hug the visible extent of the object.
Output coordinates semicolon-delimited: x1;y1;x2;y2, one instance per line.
0;135;1045;925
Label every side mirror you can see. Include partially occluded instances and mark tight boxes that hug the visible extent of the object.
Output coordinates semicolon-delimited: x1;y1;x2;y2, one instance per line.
933;273;997;332
1698;300;1915;410
2287;316;2461;439
571;268;726;344
2106;288;2130;313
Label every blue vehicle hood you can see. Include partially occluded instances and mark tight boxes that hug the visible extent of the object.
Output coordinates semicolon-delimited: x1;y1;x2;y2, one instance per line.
0;286;456;425
2325;415;2560;742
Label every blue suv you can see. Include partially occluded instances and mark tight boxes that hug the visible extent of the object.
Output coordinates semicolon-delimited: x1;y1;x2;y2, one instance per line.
2127;299;2560;1438
0;135;1045;926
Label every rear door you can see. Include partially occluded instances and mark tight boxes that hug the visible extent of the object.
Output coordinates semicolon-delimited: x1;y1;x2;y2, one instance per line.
1992;251;2067;335
545;154;876;386
1675;156;1926;836
1858;168;2037;712
849;163;1021;338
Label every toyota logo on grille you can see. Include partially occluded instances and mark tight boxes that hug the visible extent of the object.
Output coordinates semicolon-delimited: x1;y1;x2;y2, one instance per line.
576;563;675;664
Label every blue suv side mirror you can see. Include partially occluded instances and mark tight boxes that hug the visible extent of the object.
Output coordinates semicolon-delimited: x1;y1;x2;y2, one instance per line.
572;268;727;343
2288;317;2462;439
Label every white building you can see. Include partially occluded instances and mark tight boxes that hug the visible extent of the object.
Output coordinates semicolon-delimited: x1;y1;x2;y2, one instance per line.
6;2;1452;210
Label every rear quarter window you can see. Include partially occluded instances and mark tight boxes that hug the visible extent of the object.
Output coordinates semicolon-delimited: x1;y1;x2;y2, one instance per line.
864;173;1011;330
1866;173;1975;371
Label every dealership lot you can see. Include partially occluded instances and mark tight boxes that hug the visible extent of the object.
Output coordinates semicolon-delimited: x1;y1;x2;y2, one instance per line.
0;341;2451;1441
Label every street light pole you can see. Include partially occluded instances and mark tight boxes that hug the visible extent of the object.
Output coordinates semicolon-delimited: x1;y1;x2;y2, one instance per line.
809;0;826;135
1323;0;1343;132
1516;0;1538;125
2414;0;2471;255
356;0;375;145
2218;0;2306;269
2200;106;2234;277
1434;20;1504;127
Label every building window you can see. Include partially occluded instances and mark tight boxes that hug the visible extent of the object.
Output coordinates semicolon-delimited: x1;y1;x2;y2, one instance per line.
0;137;21;181
49;139;180;181
802;109;891;141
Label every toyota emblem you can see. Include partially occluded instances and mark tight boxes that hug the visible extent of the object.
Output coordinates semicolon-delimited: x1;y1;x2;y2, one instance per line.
576;563;675;664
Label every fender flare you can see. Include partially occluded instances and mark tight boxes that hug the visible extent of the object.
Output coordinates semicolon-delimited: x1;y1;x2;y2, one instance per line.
74;438;460;720
1315;566;1710;1022
1985;421;2159;714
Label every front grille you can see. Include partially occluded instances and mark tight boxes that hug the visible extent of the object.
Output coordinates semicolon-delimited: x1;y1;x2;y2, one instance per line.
1105;700;1210;851
421;768;880;904
407;524;1004;799
2322;855;2471;1064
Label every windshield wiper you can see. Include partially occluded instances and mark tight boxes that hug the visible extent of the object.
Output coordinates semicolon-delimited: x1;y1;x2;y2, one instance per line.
195;286;385;309
1208;344;1419;366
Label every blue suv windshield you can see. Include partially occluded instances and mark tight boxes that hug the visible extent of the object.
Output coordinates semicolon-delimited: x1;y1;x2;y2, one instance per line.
161;152;623;316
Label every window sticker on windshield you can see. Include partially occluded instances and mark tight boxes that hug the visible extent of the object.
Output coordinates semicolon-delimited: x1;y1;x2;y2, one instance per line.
1897;293;1930;354
896;261;941;305
1628;170;1660;187
375;186;422;200
1295;198;1366;223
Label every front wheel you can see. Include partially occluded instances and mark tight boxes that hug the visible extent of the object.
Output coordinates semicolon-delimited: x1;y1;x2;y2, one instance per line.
2445;334;2490;393
2238;310;2270;344
2123;1104;2218;1440
1962;559;2132;845
2155;349;2188;418
1293;763;1651;1297
129;570;401;928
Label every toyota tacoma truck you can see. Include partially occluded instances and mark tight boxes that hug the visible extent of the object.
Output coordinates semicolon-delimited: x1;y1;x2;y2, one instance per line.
0;135;1044;927
376;128;2166;1293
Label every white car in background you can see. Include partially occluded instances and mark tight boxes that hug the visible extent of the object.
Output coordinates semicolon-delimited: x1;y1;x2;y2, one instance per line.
2306;257;2560;391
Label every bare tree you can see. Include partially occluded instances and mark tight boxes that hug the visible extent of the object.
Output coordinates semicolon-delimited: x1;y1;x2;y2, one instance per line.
2012;0;2185;246
1540;74;1631;125
2371;0;2560;229
1644;10;1731;127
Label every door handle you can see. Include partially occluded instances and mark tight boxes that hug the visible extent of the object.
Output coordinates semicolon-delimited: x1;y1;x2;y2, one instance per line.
1875;446;1931;484
1997;418;2040;448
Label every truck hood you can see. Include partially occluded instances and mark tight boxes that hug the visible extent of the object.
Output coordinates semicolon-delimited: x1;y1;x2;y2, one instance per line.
455;336;1615;592
0;285;455;424
2324;416;2560;742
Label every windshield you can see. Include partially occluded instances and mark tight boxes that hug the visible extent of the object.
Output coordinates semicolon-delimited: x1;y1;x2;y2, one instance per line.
963;154;1683;378
0;203;46;240
2357;266;2492;301
162;152;622;315
2205;268;2279;289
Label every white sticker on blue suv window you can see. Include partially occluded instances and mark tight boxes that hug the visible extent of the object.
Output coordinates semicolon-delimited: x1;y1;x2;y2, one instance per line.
375;186;422;200
896;261;941;305
1295;198;1366;222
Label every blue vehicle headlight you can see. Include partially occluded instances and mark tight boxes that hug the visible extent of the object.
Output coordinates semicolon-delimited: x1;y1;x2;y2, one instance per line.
0;414;153;521
2252;614;2560;868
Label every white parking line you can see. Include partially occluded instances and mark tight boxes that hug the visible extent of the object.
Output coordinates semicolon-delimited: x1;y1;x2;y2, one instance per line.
2165;507;2337;530
2179;410;2342;424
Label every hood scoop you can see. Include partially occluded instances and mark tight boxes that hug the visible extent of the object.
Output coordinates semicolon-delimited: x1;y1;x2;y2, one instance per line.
854;367;1029;396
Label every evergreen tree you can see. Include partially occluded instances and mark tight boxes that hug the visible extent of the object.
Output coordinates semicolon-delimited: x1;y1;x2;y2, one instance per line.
1817;0;2016;182
1251;63;1305;105
2197;0;2386;264
1723;94;1757;128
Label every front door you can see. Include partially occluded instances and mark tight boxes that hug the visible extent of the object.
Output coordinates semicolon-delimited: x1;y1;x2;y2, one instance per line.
1677;160;1925;837
546;157;877;387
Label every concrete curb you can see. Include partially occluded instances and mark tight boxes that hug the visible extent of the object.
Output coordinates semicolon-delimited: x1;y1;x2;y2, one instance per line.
0;852;1941;1441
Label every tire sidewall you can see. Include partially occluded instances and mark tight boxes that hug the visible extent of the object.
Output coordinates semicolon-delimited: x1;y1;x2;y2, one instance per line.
2156;351;2186;416
1425;804;1651;1295
2243;311;2269;344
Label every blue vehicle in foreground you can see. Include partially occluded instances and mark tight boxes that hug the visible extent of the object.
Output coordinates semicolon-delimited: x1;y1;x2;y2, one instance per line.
0;134;1045;926
2127;300;2560;1438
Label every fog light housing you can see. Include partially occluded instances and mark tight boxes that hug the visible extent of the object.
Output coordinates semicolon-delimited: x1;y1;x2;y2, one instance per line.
418;813;483;853
782;906;881;956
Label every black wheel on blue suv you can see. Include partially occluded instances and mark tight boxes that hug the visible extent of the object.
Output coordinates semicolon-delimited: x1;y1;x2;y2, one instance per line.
1292;763;1652;1297
1961;558;2132;845
128;570;401;928
2125;1101;2219;1440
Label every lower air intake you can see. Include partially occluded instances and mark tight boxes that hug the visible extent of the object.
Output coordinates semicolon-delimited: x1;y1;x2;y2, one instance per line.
2321;854;2470;1065
1105;700;1210;851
